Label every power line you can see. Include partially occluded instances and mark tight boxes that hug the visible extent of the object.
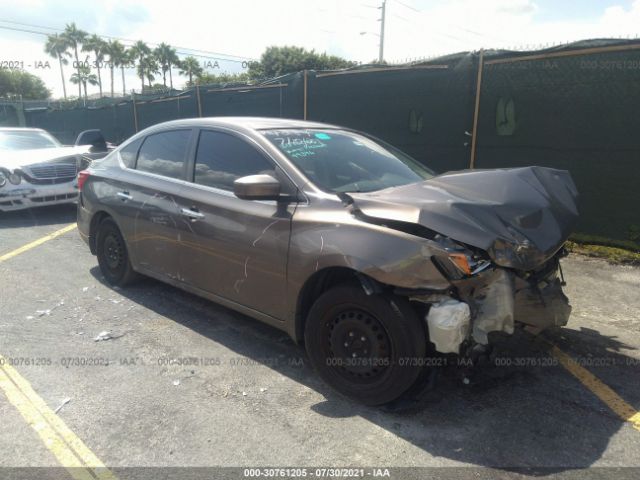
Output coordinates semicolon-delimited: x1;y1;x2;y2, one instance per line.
392;0;420;13
0;19;256;63
387;1;505;43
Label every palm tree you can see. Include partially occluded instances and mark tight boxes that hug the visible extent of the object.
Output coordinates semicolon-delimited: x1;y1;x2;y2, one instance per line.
44;34;70;100
167;48;179;89
154;43;179;88
82;34;106;97
140;56;159;89
70;64;98;101
131;40;151;93
104;40;121;97
62;23;88;98
120;47;134;96
179;56;203;86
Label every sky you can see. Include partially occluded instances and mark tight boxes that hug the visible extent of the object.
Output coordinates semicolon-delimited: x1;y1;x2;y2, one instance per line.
0;0;638;98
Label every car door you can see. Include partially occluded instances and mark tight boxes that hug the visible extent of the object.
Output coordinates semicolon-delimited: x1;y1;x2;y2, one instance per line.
176;128;297;320
125;128;194;281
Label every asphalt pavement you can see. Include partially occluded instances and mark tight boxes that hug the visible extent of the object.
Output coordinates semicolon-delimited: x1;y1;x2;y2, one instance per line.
1;204;639;480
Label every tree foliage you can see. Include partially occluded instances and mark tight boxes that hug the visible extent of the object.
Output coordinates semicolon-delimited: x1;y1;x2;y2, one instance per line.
69;64;98;100
82;34;107;96
154;43;180;88
38;27;359;99
179;56;203;85
248;46;356;78
44;33;70;99
196;71;251;85
0;69;50;99
62;23;88;98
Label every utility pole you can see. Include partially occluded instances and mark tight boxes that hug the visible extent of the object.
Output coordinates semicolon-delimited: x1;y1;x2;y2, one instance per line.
378;0;386;63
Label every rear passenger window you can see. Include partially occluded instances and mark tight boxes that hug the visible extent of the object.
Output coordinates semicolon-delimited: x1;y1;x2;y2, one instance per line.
194;130;274;191
119;138;142;168
136;130;191;179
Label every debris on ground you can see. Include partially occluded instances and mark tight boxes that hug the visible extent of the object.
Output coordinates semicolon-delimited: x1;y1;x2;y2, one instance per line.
35;300;66;318
94;331;113;342
173;379;180;386
260;388;267;392
54;397;71;414
82;287;89;292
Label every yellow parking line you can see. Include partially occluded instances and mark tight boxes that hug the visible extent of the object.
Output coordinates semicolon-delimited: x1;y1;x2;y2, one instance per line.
0;356;117;479
549;344;640;432
0;223;77;263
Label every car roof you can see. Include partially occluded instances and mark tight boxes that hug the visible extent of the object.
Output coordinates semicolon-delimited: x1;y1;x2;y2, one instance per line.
146;116;343;132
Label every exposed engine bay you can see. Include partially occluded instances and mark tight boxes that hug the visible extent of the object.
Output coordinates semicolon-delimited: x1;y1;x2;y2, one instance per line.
408;248;570;355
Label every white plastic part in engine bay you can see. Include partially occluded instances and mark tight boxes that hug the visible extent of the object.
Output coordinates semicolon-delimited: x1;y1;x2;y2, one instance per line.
426;299;471;354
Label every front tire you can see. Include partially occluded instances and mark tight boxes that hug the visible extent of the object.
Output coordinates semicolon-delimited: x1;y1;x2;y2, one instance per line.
304;283;427;405
96;217;137;286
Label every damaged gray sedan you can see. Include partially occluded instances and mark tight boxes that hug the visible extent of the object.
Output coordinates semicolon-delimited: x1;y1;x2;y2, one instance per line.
77;117;578;405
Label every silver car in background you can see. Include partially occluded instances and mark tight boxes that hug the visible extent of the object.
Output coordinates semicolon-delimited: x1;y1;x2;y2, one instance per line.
0;127;109;212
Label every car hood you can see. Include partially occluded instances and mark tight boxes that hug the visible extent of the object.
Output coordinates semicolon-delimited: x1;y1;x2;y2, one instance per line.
348;166;579;271
0;145;91;171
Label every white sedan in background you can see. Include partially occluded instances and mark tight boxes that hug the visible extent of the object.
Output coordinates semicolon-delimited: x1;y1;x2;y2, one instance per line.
0;127;110;212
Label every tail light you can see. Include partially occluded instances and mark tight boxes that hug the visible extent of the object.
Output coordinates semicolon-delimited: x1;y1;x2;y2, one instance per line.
77;170;90;191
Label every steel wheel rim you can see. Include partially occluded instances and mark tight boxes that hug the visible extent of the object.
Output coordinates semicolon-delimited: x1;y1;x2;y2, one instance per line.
325;308;391;381
103;233;124;271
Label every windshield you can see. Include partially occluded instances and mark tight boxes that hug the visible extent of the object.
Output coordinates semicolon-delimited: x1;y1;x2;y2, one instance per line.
263;129;434;193
0;130;61;150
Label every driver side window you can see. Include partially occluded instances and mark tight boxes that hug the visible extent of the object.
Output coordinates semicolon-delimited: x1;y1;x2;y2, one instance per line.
194;130;275;191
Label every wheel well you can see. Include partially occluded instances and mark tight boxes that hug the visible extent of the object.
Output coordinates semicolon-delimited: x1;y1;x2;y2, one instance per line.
295;267;360;343
88;211;111;254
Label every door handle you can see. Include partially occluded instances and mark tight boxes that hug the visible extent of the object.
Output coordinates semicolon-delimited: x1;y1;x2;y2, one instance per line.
181;207;204;220
117;191;132;201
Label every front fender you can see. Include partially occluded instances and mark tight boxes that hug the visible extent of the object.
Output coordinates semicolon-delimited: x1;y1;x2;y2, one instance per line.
286;207;451;323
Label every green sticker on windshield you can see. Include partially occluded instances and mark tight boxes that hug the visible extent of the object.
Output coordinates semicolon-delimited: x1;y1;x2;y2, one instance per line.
314;132;331;140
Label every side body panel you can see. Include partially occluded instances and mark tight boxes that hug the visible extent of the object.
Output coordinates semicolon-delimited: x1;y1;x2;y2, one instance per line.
175;184;294;320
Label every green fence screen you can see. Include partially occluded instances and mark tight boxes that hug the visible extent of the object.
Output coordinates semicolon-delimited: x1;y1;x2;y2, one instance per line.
12;40;640;247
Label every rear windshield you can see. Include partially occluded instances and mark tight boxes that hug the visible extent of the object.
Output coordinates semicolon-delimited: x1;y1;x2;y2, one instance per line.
0;130;61;150
262;129;434;193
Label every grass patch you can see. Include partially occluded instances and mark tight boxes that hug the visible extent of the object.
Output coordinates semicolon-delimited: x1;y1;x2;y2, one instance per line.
565;241;640;266
569;233;639;252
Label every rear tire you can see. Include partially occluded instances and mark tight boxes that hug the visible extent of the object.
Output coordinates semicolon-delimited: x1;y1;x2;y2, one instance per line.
304;283;427;405
96;217;137;287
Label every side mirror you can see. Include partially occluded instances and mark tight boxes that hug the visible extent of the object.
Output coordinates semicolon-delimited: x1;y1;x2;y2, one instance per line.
234;174;281;201
75;129;108;153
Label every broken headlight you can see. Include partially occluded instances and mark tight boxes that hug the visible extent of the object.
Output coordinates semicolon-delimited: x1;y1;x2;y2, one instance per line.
488;235;545;271
431;235;491;280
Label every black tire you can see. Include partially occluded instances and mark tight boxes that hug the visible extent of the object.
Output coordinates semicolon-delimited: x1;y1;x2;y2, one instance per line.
96;217;137;286
304;283;427;406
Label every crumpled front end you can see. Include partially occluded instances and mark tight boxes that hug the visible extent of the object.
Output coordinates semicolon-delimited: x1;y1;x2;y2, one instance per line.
344;166;578;354
420;250;571;354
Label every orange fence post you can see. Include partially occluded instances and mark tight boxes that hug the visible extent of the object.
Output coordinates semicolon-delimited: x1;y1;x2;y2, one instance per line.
196;83;203;117
131;92;139;133
303;70;308;120
469;49;485;169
